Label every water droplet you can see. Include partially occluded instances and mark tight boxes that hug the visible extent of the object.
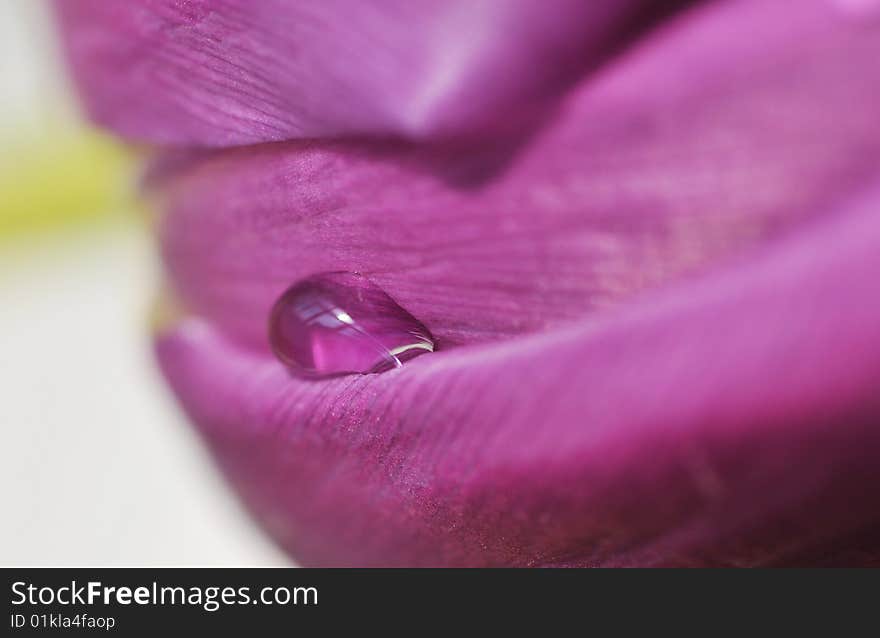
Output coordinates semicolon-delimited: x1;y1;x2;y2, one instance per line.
269;272;434;378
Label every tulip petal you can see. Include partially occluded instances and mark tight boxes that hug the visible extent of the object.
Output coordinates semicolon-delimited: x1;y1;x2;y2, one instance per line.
156;187;880;566
156;0;880;349
65;0;880;565
150;0;880;566
54;0;685;145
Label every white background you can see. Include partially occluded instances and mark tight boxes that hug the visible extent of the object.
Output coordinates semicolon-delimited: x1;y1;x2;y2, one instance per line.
0;1;288;566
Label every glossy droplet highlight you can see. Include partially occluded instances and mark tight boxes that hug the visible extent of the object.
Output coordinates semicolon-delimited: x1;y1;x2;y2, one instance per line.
269;272;434;378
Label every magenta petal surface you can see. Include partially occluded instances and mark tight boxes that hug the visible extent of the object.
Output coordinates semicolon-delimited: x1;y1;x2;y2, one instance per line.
157;191;880;566
157;0;880;349
148;0;880;566
54;0;880;565
54;0;672;145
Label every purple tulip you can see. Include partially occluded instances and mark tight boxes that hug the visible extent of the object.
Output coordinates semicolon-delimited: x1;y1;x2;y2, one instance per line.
55;0;880;566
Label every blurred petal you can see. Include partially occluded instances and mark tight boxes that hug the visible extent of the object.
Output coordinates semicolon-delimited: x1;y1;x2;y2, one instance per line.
156;0;880;348
54;0;684;145
149;1;880;565
157;188;880;566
